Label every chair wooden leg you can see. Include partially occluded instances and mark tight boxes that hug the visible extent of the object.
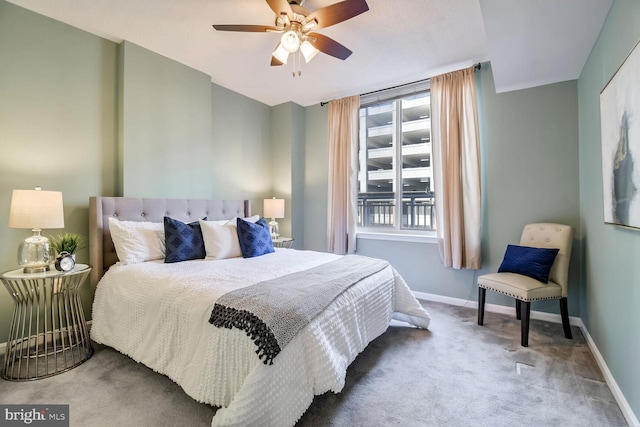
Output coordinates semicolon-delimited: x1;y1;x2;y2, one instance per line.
478;287;486;325
515;299;521;320
560;297;572;339
521;301;531;347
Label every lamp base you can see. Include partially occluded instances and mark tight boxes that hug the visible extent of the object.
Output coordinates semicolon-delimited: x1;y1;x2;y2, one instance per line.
18;229;52;274
268;218;280;238
22;265;50;274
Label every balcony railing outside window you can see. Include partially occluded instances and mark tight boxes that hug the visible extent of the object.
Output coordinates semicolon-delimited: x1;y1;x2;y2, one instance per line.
357;192;435;230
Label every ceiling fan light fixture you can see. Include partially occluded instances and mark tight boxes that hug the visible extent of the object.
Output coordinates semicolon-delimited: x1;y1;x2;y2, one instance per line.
300;40;319;63
302;19;317;31
213;0;370;71
272;43;290;64
281;29;301;53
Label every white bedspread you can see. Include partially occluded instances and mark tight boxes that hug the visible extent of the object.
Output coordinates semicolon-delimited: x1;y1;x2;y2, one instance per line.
91;249;430;426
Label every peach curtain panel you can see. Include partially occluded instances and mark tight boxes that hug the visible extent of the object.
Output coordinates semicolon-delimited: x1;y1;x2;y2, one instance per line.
327;95;360;255
431;66;482;269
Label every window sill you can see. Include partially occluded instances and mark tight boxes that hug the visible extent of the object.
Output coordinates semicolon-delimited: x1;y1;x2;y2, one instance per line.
356;231;437;244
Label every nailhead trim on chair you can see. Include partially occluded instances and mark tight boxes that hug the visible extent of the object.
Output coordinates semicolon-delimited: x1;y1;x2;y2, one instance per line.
477;284;561;302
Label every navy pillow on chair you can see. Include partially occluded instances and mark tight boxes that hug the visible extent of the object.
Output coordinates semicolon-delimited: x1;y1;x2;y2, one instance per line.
236;217;275;258
498;244;559;283
164;216;206;263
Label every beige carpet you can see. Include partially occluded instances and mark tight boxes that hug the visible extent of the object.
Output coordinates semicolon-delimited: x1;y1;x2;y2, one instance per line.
0;301;628;426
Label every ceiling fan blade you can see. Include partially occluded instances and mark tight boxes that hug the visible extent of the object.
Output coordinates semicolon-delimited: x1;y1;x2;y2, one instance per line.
271;56;285;66
212;24;278;32
265;0;293;17
309;32;352;60
306;0;369;29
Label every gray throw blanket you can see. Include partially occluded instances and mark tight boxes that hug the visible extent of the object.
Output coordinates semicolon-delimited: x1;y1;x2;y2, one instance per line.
209;255;390;365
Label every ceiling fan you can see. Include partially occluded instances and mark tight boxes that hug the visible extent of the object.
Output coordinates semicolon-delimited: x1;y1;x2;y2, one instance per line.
212;0;369;74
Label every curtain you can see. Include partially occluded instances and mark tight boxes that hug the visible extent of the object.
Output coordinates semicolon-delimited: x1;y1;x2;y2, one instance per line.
327;95;360;255
431;66;482;269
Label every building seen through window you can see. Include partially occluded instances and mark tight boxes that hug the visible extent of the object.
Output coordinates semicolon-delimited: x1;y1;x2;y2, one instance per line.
357;89;435;231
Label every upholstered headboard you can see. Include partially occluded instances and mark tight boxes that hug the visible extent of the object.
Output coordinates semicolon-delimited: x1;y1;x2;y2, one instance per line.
89;197;251;286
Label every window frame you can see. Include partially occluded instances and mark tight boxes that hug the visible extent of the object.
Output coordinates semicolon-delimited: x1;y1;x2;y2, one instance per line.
357;81;435;238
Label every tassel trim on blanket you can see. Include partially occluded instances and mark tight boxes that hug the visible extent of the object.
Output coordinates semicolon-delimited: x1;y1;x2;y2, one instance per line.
209;304;280;365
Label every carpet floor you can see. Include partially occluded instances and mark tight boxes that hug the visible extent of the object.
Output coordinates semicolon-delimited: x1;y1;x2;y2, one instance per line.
0;301;628;426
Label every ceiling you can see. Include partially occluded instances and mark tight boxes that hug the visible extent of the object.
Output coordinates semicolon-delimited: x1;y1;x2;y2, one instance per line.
7;0;613;107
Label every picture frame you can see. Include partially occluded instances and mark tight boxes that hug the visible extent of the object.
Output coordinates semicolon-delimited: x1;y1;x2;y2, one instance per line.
600;39;640;229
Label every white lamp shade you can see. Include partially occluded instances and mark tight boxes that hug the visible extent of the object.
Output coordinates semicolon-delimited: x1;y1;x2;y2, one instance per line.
264;198;285;219
300;40;319;63
281;30;300;53
9;189;64;229
272;43;290;65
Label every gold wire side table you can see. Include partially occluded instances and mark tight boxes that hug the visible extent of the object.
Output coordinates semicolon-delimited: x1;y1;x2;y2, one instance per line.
0;264;93;381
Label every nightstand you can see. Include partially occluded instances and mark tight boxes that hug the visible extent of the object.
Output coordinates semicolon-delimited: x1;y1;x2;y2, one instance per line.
0;264;93;380
272;237;294;248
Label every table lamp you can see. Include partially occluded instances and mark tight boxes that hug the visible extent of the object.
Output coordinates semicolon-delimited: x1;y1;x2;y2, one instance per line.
263;197;284;238
9;187;65;273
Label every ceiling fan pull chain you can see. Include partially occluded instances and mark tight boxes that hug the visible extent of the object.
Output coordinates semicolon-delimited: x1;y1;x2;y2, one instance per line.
292;50;295;77
292;49;299;77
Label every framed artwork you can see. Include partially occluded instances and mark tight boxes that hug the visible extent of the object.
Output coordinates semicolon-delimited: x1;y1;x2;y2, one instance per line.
600;39;640;229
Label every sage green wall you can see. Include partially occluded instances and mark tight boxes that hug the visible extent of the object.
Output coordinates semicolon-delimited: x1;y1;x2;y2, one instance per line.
302;104;329;252
270;102;306;243
121;40;274;211
211;83;272;213
290;105;306;249
0;1;118;343
120;41;215;198
472;64;581;315
302;65;581;315
578;0;640;418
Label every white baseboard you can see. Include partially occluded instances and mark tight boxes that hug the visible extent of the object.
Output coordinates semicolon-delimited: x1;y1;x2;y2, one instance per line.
414;291;639;427
413;291;583;325
579;322;640;427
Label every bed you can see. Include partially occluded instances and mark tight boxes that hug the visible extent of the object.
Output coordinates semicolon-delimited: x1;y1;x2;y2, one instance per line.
89;196;431;426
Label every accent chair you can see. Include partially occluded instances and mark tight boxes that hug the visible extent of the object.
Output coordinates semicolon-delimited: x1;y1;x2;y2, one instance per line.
477;223;574;347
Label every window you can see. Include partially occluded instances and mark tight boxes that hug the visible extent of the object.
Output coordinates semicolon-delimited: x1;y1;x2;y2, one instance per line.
357;83;435;232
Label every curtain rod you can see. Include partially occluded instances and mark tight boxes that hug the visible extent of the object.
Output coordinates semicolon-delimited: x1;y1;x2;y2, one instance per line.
320;62;482;106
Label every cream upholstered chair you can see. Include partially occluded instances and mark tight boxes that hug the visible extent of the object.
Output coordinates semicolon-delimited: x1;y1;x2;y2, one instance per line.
477;223;574;347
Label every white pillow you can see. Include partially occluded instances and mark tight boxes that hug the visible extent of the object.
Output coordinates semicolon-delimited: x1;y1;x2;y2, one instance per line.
200;215;260;260
108;217;165;264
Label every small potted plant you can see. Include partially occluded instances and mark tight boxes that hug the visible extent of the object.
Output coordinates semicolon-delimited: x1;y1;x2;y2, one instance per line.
49;232;86;259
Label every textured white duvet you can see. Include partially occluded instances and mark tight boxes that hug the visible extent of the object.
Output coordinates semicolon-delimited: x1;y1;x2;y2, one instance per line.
91;249;430;426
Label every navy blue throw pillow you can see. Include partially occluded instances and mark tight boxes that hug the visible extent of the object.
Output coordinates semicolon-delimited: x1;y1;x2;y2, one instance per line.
498;244;559;283
236;217;275;258
164;216;206;263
